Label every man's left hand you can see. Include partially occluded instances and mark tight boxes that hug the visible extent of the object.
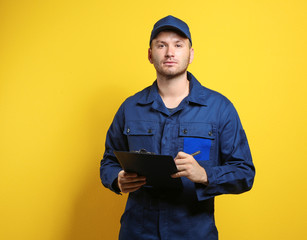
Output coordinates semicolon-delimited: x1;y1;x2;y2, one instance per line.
171;151;208;184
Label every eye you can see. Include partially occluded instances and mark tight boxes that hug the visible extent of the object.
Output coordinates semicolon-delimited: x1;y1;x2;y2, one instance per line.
157;44;165;48
175;44;183;48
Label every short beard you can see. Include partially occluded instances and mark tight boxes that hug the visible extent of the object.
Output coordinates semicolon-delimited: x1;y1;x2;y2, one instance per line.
153;55;190;79
156;65;188;80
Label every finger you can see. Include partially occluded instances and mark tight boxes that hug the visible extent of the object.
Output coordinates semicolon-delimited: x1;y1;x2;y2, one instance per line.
122;175;146;181
175;151;190;159
122;172;138;178
119;170;144;178
174;151;183;160
122;185;143;193
175;165;187;172
122;180;146;187
125;174;146;180
174;158;190;165
175;152;194;161
120;177;146;184
171;171;186;178
119;171;145;179
121;180;146;191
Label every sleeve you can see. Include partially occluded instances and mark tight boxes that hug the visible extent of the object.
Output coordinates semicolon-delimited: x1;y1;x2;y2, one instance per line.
195;102;255;201
100;103;128;194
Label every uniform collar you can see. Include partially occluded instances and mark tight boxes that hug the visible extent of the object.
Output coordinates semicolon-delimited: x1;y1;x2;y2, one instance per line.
137;80;160;105
137;71;208;106
186;72;208;106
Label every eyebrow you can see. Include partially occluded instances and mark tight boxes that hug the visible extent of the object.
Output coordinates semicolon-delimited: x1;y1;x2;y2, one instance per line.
154;40;185;45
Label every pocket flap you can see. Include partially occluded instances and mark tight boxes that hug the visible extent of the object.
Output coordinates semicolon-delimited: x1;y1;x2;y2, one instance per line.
124;121;157;136
179;123;215;139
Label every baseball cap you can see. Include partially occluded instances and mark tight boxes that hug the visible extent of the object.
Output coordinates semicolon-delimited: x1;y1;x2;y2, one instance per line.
150;15;192;46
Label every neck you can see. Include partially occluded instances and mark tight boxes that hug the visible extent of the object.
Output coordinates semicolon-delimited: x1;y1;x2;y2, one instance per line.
156;72;190;108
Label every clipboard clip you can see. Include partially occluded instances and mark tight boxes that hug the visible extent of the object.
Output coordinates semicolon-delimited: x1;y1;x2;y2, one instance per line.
131;149;156;155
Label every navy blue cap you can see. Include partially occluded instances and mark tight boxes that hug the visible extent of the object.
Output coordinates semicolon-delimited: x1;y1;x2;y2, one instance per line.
150;15;192;46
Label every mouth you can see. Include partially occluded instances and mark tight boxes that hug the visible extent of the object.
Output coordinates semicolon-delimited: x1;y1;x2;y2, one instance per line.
163;61;177;66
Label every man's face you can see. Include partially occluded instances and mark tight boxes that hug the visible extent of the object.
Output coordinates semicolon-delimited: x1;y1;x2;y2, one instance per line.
148;31;194;78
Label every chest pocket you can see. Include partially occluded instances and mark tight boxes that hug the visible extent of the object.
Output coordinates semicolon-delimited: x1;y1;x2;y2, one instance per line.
179;123;215;161
123;120;157;152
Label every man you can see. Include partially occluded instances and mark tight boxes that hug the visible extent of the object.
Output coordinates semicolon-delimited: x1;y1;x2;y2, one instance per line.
100;15;255;240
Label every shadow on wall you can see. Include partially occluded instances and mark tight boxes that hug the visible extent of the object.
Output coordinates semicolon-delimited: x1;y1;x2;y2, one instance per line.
65;86;128;240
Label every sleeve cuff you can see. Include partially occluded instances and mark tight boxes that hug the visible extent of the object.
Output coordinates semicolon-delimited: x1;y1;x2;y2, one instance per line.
195;166;218;201
111;177;122;195
105;166;122;194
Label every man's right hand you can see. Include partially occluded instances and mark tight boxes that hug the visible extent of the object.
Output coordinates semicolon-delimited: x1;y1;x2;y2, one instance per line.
117;170;146;193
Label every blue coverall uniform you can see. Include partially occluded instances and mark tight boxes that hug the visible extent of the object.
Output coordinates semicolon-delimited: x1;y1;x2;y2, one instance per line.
100;72;255;240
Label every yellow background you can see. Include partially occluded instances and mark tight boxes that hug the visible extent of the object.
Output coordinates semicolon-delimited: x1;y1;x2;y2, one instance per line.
1;0;306;239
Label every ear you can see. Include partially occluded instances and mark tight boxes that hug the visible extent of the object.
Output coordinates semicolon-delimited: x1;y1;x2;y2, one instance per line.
148;48;153;64
189;48;194;64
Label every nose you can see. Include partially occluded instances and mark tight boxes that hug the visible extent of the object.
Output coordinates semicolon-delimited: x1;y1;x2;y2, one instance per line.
165;46;175;58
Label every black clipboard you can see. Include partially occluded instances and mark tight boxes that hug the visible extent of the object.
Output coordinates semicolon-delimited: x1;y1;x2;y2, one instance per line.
114;150;183;189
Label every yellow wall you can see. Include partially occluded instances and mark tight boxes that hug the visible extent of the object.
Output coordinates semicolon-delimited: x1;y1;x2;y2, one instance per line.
1;0;306;239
